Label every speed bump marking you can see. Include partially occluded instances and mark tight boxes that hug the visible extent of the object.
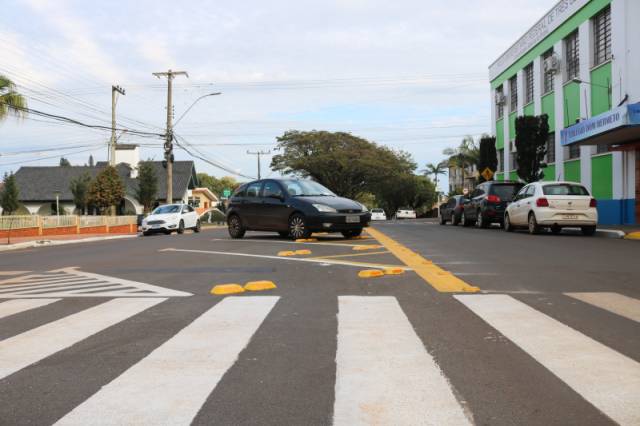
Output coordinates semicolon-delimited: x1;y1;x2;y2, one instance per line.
384;267;405;275
211;284;245;295
244;280;277;291
294;249;312;255
624;232;640;240
365;227;480;293
358;269;385;278
352;244;384;251
295;238;318;243
278;250;297;257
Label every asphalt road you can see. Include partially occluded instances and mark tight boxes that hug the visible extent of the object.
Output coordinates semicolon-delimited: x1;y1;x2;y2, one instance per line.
0;221;638;425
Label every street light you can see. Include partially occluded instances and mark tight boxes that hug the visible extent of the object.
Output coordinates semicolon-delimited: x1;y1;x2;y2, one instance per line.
173;92;222;128
53;190;61;223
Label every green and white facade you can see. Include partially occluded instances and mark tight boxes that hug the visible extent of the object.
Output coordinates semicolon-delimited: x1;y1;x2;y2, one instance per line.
490;0;640;225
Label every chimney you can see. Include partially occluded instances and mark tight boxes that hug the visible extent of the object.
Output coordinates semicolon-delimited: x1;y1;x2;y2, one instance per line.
114;144;140;178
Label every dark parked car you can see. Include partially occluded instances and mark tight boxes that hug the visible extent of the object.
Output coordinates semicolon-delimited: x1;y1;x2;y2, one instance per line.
226;178;371;239
461;181;524;228
439;195;468;225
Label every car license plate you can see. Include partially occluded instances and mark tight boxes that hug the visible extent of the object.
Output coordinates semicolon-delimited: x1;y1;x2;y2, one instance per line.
563;214;578;220
152;224;161;229
346;215;360;223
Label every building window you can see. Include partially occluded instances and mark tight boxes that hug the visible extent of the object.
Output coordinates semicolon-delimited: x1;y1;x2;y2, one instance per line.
509;76;518;112
593;6;611;66
542;48;554;94
596;144;609;154
510;152;518;171
497;149;504;171
524;63;534;105
546;132;556;163
565;30;580;81
496;85;504;119
567;144;580;159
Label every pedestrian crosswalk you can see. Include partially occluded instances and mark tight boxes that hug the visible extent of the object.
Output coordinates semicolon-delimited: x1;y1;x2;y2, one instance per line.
0;292;638;425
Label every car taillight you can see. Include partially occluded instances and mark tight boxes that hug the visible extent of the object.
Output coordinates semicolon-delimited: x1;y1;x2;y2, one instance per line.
536;197;549;207
486;195;501;203
590;198;597;208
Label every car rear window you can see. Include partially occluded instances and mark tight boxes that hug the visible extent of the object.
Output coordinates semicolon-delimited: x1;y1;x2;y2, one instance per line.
371;209;384;213
543;184;589;196
489;184;522;201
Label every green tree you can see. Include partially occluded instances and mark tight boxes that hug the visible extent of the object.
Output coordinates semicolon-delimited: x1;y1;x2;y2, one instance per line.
88;166;124;215
59;157;71;167
0;75;26;121
477;135;498;182
443;136;479;191
423;161;447;192
1;173;20;215
270;130;415;199
196;173;239;197
515;114;549;183
88;155;95;167
136;161;158;214
69;172;92;215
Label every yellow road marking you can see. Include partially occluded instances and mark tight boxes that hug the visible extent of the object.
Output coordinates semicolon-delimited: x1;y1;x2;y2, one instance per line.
352;244;384;251
211;284;245;295
278;250;296;257
244;280;277;291
365;227;480;293
294;249;312;255
312;251;390;260
624;231;640;240
358;269;385;278
384;267;405;275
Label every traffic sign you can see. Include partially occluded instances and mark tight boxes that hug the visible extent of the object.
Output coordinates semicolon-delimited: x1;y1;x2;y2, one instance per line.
481;167;494;181
223;188;232;198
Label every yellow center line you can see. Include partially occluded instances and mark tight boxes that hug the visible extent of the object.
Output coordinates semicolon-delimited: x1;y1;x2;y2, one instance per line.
365;227;480;293
312;251;390;260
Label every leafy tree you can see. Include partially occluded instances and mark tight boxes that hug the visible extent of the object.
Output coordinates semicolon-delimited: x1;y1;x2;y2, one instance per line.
515;114;549;183
135;161;158;214
375;174;436;217
443;136;479;191
69;172;92;215
88;155;95;167
270;130;415;200
59;157;71;167
0;75;26;121
1;173;20;215
88;166;124;215
477;135;498;182
196;173;239;197
423;161;447;191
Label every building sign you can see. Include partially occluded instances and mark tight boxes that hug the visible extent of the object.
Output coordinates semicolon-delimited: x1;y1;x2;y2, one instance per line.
489;0;589;81
561;104;640;146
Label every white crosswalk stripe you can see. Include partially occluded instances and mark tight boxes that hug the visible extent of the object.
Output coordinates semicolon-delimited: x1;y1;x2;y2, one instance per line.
565;292;640;323
455;294;640;426
0;267;191;298
56;296;279;426
0;298;165;380
334;296;470;426
0;298;60;319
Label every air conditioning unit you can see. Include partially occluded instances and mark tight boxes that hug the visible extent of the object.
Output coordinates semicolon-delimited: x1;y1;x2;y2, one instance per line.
543;54;560;74
495;92;506;106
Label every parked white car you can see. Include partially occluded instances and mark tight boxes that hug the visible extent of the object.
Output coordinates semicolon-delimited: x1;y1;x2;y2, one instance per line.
504;182;598;235
395;208;417;219
141;204;201;236
371;208;387;221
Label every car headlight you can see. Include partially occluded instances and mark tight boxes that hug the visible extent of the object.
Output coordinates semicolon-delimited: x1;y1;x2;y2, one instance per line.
313;204;337;213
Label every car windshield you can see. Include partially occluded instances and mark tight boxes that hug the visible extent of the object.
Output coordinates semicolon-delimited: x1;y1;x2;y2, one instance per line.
152;205;181;214
490;185;522;201
543;184;589;196
283;180;336;197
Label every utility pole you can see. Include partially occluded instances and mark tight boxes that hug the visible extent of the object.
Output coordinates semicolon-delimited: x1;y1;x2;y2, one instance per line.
110;85;125;166
152;69;188;203
247;149;271;179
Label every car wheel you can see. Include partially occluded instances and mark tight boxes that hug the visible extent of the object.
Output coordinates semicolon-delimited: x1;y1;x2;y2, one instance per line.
342;228;363;239
476;211;489;229
278;231;290;238
142;231;151;236
581;226;596;236
551;225;562;235
289;213;311;239
462;211;473;227
227;214;246;239
528;213;540;235
451;214;460;226
193;220;201;233
439;215;446;225
164;230;172;235
504;214;513;232
177;220;185;235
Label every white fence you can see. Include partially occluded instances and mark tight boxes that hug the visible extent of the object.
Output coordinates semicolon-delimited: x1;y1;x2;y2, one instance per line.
0;215;39;230
41;215;78;228
0;215;137;230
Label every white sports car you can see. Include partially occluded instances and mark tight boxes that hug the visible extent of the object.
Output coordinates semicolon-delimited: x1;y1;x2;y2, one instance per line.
141;204;201;236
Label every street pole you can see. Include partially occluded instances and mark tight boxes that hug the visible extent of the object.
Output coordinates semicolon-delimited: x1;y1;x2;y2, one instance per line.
110;85;126;166
247;150;271;180
152;69;188;203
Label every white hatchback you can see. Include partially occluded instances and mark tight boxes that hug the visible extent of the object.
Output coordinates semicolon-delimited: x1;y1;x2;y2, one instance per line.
141;204;201;236
504;181;598;235
371;208;387;221
395;209;417;220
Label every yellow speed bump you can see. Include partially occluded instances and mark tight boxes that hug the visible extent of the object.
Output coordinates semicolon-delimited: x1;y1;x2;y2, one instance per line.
278;250;297;256
624;232;640;240
295;238;318;242
352;244;384;251
294;249;312;255
358;269;385;278
211;284;245;295
384;267;405;275
244;280;277;292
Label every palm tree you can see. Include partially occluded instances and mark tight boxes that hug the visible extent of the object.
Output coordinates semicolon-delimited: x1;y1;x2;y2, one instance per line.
443;136;479;192
423;161;447;190
0;75;27;121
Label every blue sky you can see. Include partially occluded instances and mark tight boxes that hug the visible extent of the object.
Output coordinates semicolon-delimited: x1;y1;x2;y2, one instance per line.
0;0;556;191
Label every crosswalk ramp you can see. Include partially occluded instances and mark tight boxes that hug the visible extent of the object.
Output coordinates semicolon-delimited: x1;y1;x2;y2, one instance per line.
0;292;638;425
0;267;191;298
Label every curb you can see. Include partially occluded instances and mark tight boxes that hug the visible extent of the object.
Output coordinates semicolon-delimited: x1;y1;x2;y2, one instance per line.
0;234;139;252
595;229;626;239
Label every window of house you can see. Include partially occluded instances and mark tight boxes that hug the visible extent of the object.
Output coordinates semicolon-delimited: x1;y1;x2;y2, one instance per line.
596;144;609;154
542;48;554;94
568;144;580;159
593;6;611;66
565;30;580;81
510;152;518;170
497;149;504;171
524;63;534;105
546;132;556;163
509;76;518;112
496;85;504;119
